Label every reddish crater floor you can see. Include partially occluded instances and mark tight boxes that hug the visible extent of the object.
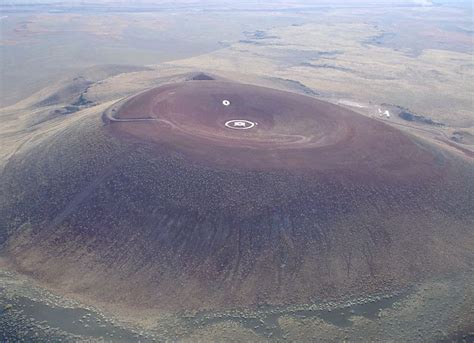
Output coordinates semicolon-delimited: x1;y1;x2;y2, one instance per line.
105;80;442;184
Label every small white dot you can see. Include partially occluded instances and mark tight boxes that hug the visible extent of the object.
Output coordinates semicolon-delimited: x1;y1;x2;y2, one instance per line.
222;100;231;106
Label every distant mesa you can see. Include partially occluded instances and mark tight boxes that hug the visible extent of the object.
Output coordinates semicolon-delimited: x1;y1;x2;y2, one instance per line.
1;77;472;314
190;72;215;81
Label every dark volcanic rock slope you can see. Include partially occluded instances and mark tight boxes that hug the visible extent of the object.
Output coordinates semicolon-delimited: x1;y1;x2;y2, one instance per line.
1;79;473;313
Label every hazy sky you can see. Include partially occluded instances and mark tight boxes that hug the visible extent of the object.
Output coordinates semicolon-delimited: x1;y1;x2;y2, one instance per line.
1;0;435;4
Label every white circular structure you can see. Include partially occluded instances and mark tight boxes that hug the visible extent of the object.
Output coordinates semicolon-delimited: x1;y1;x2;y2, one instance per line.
222;100;231;106
224;119;256;130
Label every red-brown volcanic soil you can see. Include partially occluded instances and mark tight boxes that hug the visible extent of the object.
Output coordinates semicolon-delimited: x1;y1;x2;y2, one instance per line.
1;78;473;315
106;80;440;182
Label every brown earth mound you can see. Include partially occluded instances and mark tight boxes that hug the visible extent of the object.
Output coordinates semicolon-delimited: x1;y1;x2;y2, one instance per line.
1;78;473;314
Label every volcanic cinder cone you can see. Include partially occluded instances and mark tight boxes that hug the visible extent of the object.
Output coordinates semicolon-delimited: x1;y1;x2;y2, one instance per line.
1;78;473;313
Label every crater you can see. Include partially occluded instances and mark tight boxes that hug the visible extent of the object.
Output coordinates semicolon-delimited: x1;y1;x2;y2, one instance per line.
1;77;472;315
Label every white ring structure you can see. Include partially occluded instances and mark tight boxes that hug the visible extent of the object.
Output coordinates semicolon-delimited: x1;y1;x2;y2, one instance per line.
224;119;256;130
222;100;231;106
